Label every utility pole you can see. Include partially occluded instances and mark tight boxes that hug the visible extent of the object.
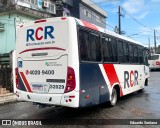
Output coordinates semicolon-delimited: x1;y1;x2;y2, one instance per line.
154;29;157;54
118;6;121;35
148;37;150;52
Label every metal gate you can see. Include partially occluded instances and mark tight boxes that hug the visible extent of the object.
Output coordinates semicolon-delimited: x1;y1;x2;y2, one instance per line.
0;53;13;92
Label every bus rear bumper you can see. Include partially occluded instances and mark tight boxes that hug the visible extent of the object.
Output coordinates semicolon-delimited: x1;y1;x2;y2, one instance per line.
16;90;79;108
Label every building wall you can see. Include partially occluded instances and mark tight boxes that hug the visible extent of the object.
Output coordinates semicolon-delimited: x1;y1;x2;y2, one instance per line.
62;0;106;28
0;0;107;54
0;14;16;53
79;3;106;28
0;13;35;54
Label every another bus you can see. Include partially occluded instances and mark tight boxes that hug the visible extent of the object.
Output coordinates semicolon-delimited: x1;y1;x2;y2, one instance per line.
15;17;149;108
148;54;160;71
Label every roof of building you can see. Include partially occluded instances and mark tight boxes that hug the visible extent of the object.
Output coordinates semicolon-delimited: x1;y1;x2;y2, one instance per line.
81;0;107;17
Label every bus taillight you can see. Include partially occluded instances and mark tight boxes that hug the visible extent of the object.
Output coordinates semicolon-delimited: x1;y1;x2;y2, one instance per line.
64;67;76;93
15;68;20;89
156;61;160;65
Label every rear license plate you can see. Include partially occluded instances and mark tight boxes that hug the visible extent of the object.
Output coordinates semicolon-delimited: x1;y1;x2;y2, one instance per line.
31;84;48;93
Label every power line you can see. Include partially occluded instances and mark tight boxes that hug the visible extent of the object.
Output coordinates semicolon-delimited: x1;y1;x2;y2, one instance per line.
121;7;152;31
127;32;145;37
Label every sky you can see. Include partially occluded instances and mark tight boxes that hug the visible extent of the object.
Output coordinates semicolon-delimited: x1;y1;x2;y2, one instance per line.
92;0;160;47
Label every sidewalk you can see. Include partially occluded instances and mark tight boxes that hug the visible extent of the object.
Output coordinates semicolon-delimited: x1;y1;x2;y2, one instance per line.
0;93;17;105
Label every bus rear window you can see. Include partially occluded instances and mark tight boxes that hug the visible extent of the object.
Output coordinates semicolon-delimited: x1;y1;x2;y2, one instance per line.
148;55;159;60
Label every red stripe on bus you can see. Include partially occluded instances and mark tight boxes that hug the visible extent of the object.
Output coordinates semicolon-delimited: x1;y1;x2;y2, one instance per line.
103;64;123;96
20;72;32;92
81;20;98;31
19;47;66;54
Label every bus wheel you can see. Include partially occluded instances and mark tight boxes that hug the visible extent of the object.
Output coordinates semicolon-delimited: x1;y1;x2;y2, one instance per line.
109;88;117;107
138;88;144;93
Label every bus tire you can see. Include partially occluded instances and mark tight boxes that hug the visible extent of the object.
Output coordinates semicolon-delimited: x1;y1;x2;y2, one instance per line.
138;88;144;93
109;88;117;107
145;79;148;86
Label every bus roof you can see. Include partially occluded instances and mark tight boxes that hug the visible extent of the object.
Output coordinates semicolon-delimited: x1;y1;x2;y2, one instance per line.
75;18;145;47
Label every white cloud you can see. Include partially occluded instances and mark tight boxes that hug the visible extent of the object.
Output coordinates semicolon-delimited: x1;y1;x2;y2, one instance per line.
122;0;145;14
136;11;149;20
121;0;151;20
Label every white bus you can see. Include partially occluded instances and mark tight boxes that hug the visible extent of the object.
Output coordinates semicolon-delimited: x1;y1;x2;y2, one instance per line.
15;17;149;108
148;54;160;70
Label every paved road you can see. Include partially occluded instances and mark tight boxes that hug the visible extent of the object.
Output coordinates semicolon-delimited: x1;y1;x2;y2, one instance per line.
0;71;160;128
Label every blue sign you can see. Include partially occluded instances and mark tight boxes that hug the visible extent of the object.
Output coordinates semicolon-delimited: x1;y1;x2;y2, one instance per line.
38;0;42;9
18;61;23;68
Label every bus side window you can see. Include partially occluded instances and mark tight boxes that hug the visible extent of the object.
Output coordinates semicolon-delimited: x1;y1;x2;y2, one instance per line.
89;33;101;62
103;37;110;62
79;29;101;62
111;38;118;62
138;47;144;64
123;42;129;63
129;44;134;63
79;30;88;61
118;41;124;63
133;46;138;63
143;50;149;66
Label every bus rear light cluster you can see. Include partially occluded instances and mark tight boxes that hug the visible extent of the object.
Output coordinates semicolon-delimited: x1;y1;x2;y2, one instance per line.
156;61;160;65
15;68;20;89
64;67;76;93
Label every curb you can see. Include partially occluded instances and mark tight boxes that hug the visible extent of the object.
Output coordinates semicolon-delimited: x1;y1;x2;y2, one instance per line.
0;93;17;105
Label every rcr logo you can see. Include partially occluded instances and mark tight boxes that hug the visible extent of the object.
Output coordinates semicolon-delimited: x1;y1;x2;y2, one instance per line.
124;70;138;89
26;26;54;42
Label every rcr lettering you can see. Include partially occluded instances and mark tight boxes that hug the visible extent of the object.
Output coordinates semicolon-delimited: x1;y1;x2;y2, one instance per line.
124;70;138;89
27;26;54;41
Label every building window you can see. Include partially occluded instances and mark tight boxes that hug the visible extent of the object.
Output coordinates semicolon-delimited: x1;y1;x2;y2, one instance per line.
84;9;91;18
96;15;101;23
23;0;37;5
92;14;102;23
47;3;56;14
